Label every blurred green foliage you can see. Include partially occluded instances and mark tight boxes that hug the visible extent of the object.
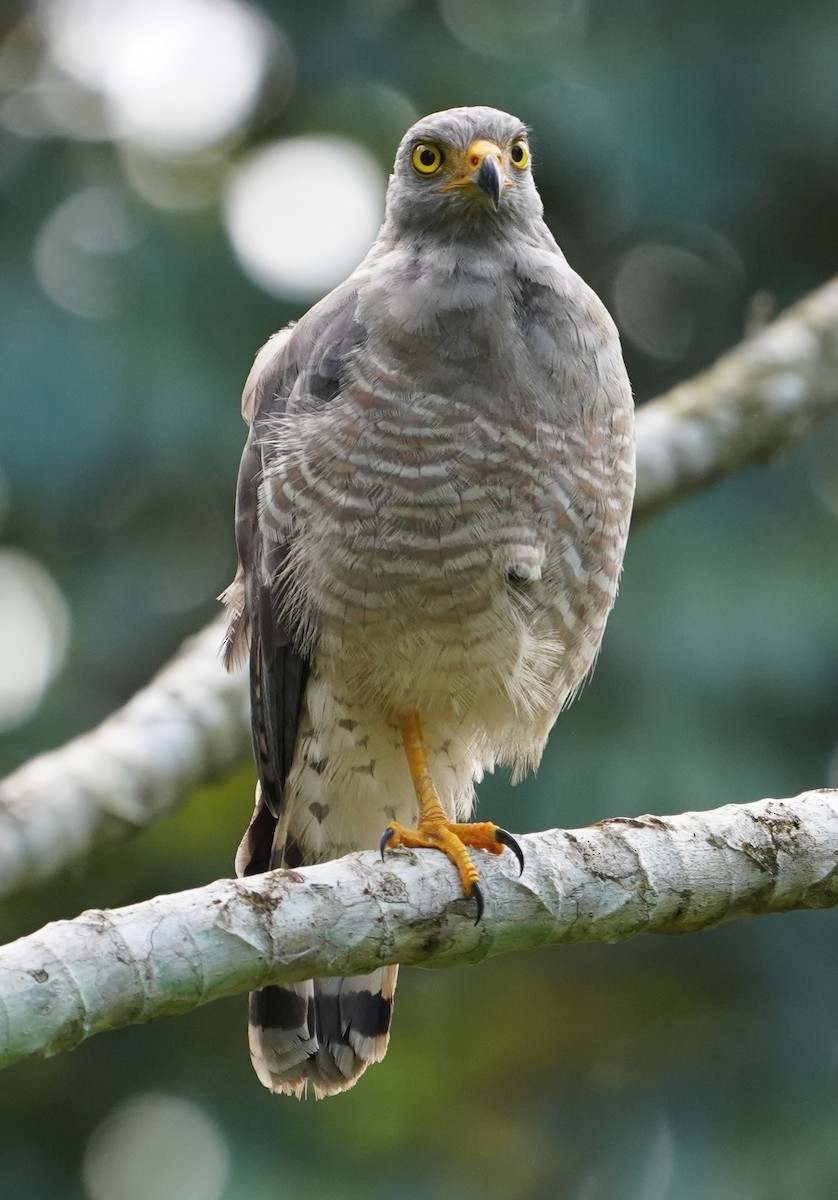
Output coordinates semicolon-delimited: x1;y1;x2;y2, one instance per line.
1;0;838;1197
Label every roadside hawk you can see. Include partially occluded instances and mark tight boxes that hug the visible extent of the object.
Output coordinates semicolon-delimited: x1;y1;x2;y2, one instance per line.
221;105;635;1097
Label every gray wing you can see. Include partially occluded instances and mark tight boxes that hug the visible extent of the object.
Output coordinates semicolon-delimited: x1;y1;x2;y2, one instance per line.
223;284;367;875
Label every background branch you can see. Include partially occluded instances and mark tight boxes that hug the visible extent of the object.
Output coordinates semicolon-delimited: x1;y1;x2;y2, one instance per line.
0;621;248;899
1;276;837;899
1;790;835;1070
634;274;838;516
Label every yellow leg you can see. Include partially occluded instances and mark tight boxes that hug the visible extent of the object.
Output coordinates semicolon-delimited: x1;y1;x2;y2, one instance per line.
381;713;524;922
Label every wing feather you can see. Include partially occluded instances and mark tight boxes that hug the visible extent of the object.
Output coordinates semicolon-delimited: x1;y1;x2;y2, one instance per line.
222;283;367;873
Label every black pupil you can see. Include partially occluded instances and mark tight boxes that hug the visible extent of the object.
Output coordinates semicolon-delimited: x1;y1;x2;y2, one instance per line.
511;145;524;162
419;148;437;167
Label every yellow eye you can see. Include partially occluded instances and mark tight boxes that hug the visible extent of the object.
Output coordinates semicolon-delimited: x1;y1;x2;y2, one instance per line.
510;139;530;169
412;142;445;175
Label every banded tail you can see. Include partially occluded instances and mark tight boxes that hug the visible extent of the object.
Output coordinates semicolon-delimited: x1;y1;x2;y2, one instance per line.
247;969;398;1098
237;784;397;1098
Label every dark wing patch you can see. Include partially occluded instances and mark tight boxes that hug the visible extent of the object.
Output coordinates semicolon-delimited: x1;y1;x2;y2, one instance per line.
247;540;308;822
277;304;367;419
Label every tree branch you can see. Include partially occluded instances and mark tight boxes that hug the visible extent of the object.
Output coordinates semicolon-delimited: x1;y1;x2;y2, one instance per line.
1;276;837;897
1;791;836;1070
635;274;838;516
0;620;248;898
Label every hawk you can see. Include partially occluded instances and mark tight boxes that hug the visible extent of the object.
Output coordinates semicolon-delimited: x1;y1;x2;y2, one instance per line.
221;106;635;1097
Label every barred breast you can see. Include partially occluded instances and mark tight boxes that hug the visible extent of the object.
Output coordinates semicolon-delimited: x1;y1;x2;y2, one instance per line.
259;349;634;779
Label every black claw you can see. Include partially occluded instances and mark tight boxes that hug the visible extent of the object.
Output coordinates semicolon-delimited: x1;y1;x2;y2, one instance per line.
471;882;484;925
495;827;525;876
380;826;395;861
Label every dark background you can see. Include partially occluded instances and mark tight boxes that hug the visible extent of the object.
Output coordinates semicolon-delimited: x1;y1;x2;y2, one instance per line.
1;1;838;1197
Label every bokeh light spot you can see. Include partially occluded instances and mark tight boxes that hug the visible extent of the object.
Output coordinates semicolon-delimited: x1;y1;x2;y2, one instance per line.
82;1093;229;1200
0;468;9;532
612;242;724;362
809;421;838;520
828;739;838;788
33;185;138;319
224;136;385;301
439;0;587;59
0;549;70;732
119;142;230;211
42;0;276;153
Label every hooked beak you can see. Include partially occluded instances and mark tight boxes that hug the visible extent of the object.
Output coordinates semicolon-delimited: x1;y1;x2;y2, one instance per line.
475;153;503;208
439;138;507;209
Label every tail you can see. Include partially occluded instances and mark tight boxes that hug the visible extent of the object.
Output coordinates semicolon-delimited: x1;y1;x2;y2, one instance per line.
237;785;398;1098
248;967;398;1098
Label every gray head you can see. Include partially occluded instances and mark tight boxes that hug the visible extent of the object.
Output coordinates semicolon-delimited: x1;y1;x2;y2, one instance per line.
381;106;544;239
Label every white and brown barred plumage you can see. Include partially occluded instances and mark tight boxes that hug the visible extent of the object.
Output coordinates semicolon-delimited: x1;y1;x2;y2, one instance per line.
221;106;635;1097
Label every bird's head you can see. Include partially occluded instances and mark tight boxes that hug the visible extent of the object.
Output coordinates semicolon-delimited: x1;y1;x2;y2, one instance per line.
383;105;543;238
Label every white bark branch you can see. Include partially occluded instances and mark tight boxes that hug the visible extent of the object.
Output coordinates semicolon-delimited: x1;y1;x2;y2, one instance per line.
635;274;838;515
1;276;837;896
1;791;836;1070
0;621;248;898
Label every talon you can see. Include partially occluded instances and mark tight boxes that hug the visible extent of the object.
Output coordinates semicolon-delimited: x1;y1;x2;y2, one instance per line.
395;713;516;924
495;827;525;876
380;826;396;861
472;881;484;925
